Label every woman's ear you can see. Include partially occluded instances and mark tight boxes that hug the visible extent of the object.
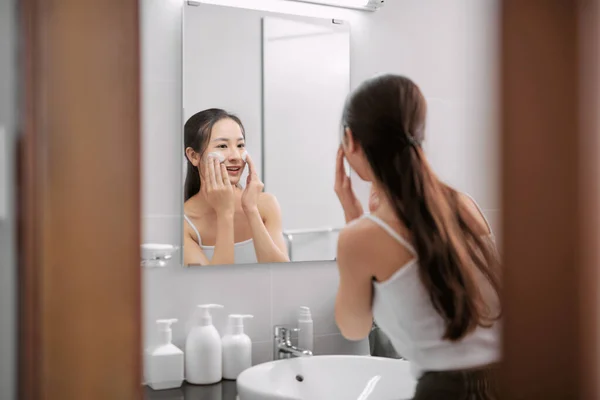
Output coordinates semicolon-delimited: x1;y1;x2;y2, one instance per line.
185;147;200;167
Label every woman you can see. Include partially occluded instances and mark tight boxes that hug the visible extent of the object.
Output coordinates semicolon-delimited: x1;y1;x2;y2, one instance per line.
183;108;289;265
334;75;501;399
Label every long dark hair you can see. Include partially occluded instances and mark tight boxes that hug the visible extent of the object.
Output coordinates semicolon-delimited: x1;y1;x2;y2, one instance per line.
184;108;245;201
343;75;501;341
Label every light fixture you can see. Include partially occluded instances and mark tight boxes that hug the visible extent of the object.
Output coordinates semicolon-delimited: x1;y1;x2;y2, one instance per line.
287;0;384;12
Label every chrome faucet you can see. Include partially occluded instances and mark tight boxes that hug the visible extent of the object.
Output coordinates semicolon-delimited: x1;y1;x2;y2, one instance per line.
273;325;313;359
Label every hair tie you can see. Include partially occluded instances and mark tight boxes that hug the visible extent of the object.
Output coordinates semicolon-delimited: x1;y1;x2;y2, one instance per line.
406;133;420;148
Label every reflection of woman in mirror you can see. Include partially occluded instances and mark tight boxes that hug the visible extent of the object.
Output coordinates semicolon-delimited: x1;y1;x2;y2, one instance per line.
183;108;289;265
334;75;501;399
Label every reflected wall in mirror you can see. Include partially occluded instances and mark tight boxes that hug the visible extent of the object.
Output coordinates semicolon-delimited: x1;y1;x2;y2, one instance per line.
182;3;350;266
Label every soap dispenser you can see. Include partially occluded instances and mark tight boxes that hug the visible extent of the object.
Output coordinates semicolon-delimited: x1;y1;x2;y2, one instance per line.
222;314;254;380
185;304;224;385
145;319;184;390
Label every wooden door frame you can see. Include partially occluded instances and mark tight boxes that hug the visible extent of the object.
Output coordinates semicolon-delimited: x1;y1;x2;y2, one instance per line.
19;1;142;399
500;1;599;398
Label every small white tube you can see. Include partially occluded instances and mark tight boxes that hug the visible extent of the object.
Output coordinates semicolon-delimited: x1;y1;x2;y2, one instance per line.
298;306;314;352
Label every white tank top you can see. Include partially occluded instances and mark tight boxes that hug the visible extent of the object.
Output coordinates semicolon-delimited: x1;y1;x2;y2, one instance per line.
367;202;501;378
184;215;258;264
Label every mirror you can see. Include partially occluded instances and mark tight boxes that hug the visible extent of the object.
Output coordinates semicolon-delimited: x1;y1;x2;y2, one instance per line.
182;3;350;266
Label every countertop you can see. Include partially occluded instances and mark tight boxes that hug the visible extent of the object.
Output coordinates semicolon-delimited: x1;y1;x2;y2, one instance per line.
144;381;238;400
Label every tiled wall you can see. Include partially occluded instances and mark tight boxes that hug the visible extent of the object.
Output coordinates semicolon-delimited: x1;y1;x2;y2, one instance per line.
140;0;500;370
144;262;370;367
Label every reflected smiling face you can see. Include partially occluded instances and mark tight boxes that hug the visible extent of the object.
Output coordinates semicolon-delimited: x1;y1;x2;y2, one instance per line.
203;118;247;185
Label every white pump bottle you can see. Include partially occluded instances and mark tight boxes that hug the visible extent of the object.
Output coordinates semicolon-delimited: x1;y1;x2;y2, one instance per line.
222;314;254;380
145;319;184;390
185;304;224;385
298;306;314;352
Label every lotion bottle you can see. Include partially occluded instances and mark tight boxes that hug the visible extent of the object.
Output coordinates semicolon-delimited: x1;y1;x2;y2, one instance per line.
185;304;224;385
145;319;184;390
222;314;254;380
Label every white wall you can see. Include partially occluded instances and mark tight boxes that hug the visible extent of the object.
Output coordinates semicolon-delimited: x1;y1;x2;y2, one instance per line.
263;17;348;232
183;4;263;180
0;0;17;398
346;0;500;228
141;0;500;371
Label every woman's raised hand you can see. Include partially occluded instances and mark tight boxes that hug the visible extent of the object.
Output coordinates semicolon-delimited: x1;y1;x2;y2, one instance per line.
202;156;235;217
241;153;264;215
334;146;364;223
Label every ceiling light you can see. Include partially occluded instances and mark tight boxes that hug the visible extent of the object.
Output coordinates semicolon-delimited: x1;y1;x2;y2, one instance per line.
287;0;384;11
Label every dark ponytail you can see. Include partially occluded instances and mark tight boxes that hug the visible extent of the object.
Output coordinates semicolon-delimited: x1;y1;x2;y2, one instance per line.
343;75;501;341
184;108;245;201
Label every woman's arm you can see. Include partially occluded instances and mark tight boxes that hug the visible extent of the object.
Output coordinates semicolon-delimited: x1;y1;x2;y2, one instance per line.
246;193;289;263
241;153;289;263
335;222;374;340
210;212;236;265
183;232;210;265
198;157;237;265
183;216;235;266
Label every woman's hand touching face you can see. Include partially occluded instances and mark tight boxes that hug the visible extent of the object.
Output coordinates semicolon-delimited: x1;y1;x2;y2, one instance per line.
201;156;235;217
241;153;264;215
335;146;364;223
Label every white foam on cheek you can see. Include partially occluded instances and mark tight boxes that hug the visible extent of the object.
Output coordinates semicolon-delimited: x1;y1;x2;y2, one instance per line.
207;152;226;163
241;151;248;162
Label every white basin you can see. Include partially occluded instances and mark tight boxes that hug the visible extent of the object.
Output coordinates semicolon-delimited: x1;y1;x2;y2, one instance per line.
237;355;416;400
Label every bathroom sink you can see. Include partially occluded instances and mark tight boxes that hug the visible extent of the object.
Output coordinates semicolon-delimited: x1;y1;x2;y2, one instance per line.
236;355;416;400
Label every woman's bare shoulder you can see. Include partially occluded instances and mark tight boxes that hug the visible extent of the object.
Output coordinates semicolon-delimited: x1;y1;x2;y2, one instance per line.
337;216;415;279
457;192;491;236
337;219;379;268
338;217;390;258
